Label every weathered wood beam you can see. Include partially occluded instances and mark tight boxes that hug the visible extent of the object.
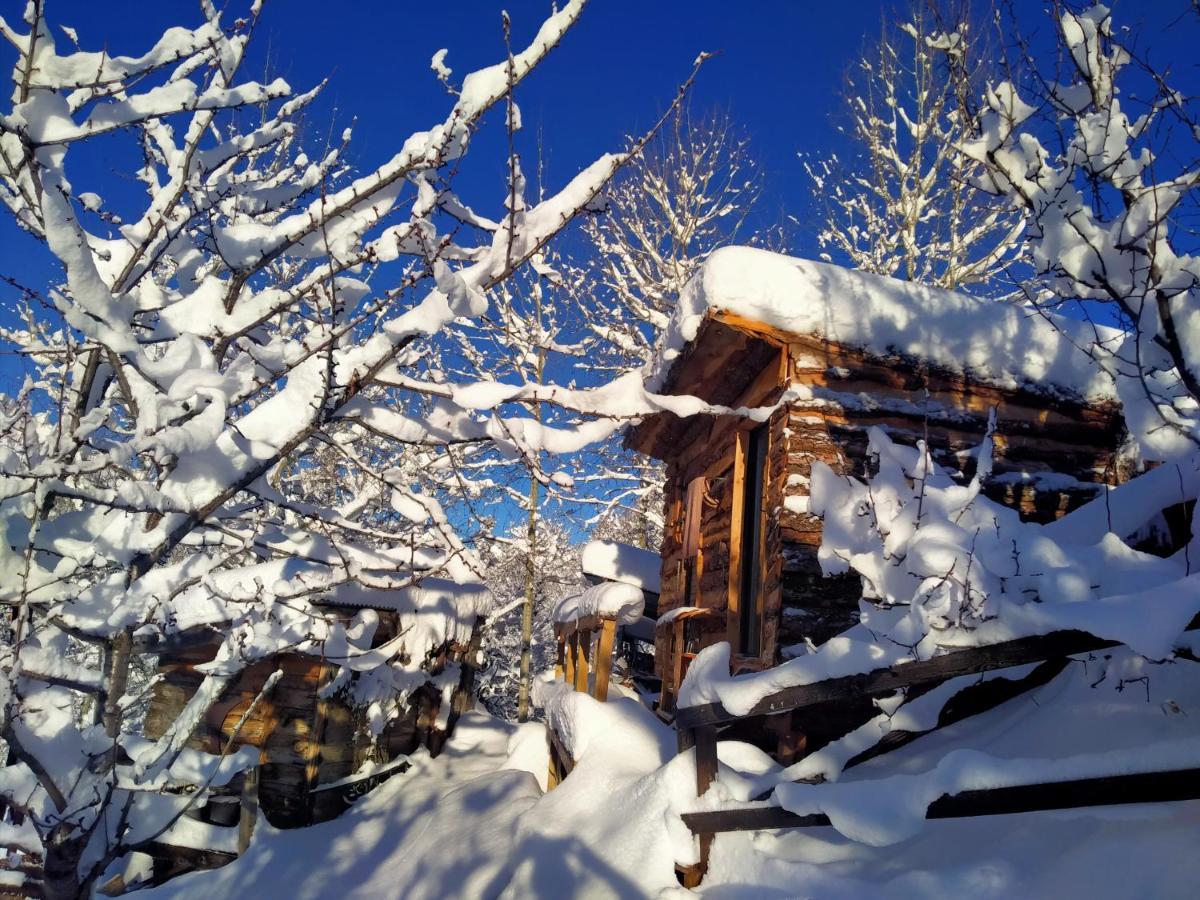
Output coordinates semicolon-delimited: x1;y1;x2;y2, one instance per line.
593;617;617;702
677;616;1200;730
682;767;1200;836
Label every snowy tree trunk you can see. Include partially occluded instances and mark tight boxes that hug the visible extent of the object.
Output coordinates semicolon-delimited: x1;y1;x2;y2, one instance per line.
41;828;87;900
516;475;541;722
102;631;132;738
517;344;547;722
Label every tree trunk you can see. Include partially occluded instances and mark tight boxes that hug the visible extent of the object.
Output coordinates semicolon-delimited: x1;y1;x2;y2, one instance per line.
102;630;132;738
41;826;86;900
516;476;541;722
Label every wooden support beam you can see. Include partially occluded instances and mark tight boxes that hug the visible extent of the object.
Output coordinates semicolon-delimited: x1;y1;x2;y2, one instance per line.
676;617;1200;730
303;663;334;809
564;633;577;687
547;724;575;791
681;767;1200;836
593;618;617;702
694;726;718;797
574;629;591;693
686;725;720;882
238;767;259;854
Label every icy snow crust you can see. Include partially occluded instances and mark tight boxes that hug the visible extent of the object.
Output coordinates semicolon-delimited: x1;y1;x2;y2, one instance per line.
650;246;1121;403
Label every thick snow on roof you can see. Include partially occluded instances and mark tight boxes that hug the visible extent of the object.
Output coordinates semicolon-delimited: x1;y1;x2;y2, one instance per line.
318;578;493;615
581;540;661;594
650;247;1120;403
553;582;645;629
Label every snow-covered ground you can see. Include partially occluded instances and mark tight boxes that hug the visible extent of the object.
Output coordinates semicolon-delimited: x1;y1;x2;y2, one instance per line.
146;713;543;900
145;661;1200;900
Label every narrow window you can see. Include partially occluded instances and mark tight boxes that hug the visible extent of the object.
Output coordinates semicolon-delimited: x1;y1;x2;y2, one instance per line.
738;425;768;657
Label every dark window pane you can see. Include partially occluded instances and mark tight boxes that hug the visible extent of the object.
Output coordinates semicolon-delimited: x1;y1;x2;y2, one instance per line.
738;426;768;657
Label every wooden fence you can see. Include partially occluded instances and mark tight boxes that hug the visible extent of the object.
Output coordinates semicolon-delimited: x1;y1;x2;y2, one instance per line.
546;613;623;790
670;614;1200;886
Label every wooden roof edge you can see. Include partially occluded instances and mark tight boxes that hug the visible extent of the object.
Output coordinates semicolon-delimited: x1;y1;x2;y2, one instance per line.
627;313;783;458
627;308;1125;460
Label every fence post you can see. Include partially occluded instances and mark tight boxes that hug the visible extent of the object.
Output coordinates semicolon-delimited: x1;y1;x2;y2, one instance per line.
238;766;259;854
573;629;590;693
593;618;617;701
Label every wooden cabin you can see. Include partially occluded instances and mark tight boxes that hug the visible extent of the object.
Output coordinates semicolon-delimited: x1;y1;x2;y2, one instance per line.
626;248;1132;727
144;583;487;829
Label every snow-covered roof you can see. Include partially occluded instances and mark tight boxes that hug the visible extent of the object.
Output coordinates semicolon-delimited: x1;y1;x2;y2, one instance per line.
553;582;645;629
649;247;1121;404
581;540;661;595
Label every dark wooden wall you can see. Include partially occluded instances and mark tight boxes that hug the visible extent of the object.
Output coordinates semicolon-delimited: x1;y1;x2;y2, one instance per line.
144;609;479;828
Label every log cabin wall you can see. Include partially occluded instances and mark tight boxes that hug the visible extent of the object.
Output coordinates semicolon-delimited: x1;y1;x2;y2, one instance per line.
651;329;789;685
144;608;480;828
632;312;1128;682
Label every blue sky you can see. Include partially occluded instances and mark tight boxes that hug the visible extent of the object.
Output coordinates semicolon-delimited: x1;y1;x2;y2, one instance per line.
2;0;1195;282
1;0;1196;538
1;0;1196;394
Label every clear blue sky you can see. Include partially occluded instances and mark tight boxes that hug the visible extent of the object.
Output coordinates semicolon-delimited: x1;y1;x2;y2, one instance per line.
1;0;1196;391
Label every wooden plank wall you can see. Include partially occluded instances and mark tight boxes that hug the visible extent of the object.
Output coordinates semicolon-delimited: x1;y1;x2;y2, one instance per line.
654;345;788;678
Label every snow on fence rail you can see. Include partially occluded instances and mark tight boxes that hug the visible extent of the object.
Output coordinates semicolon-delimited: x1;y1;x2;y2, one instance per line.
553;582;645;633
669;605;1200;883
674;613;1200;730
545;583;646;788
680;766;1200;839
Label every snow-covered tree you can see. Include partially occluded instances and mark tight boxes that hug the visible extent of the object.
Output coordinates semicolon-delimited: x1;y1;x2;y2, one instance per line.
576;105;771;366
805;2;1024;295
557;107;771;552
476;518;583;721
449;110;767;717
962;2;1200;459
0;2;706;894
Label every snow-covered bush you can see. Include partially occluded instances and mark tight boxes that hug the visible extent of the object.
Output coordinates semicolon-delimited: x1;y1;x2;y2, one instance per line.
811;426;1199;662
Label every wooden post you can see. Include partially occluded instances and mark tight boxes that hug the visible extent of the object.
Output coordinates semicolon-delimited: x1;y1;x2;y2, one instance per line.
726;431;746;652
555;634;565;679
573;629;591;693
564;632;577;687
677;725;696;754
694;726;718;795
667;617;687;714
238;767;259;854
546;729;559;791
593;618;617;701
691;725;719;883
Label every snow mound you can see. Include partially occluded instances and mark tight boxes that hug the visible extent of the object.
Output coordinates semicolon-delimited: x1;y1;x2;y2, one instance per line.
553;582;645;629
581;539;661;594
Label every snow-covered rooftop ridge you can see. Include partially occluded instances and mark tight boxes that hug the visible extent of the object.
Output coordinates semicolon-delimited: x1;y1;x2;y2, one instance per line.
649;247;1121;403
581;540;661;594
553;582;645;629
319;577;493;614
